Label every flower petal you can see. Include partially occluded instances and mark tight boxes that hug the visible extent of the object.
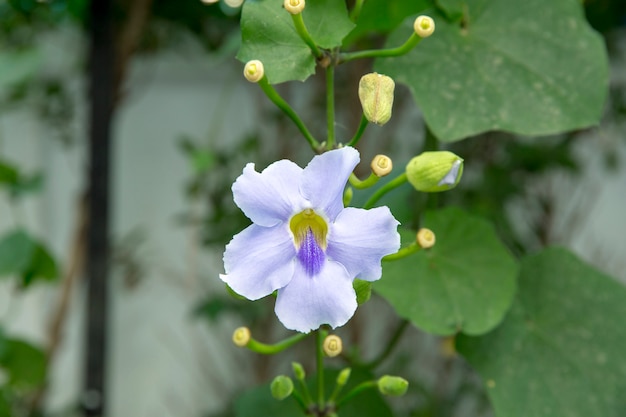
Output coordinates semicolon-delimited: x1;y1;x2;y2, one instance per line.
221;223;296;300
233;160;306;227
327;207;400;281
300;147;359;221
275;260;357;333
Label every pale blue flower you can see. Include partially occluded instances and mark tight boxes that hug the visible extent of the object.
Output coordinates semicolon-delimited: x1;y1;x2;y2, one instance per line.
220;147;401;333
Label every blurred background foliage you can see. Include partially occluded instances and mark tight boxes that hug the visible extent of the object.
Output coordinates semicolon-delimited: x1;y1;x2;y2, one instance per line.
0;0;625;416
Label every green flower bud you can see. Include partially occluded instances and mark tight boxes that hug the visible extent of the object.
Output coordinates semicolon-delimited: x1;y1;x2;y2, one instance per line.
377;375;409;397
358;73;395;125
271;375;294;400
292;362;306;380
405;151;463;192
353;279;372;305
336;368;352;387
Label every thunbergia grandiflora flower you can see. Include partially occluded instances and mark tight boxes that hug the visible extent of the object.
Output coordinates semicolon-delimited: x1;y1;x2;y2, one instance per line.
220;147;400;333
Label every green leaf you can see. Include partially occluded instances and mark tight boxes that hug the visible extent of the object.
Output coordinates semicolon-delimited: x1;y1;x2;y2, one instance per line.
234;368;392;417
0;339;47;389
0;161;19;186
22;242;58;287
344;0;430;44
376;0;608;141
0;49;40;89
375;207;517;336
237;0;354;84
457;248;626;417
0;230;35;278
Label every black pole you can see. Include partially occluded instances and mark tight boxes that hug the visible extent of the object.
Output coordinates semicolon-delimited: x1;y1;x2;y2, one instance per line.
83;0;115;415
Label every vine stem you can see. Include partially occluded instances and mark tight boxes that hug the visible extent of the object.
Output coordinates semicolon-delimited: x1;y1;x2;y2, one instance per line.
316;329;327;411
326;65;336;150
335;381;378;407
363;173;408;209
257;77;320;151
246;332;310;354
291;13;323;58
347;114;368;147
339;33;422;63
349;0;365;22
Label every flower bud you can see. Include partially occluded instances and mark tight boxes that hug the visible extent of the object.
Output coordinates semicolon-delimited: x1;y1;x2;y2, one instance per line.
405;151;463;192
243;60;264;83
414;16;435;38
232;327;251;347
377;375;409;397
200;0;219;3
416;228;435;249
224;0;244;7
271;375;294;400
284;0;305;14
371;155;393;177
292;362;306;380
323;334;343;357
336;368;351;386
358;73;395;125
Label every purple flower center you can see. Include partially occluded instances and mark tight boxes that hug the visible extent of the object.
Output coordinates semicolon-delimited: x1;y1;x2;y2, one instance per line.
296;227;325;276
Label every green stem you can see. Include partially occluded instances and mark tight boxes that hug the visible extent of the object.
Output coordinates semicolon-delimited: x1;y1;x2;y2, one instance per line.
291;13;323;58
339;33;421;63
246;332;310;355
316;329;327;410
363;173;408;209
326;65;336;150
348;172;379;190
291;390;308;412
382;242;421;261
336;381;378;407
363;319;409;369
347;114;368;147
257;77;320;151
349;0;365;22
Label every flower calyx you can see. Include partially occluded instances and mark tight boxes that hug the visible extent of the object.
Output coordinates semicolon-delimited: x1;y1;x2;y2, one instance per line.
377;375;409;397
271;375;294;400
405;151;464;192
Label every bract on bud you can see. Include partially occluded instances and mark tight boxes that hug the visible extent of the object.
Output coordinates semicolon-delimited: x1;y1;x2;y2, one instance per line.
371;155;393;177
271;375;294;400
284;0;305;14
377;375;409;397
336;368;352;386
243;60;264;82
232;327;251;347
414;16;435;38
353;279;372;304
358;73;395;125
292;362;306;380
405;151;463;192
416;228;435;249
323;335;343;357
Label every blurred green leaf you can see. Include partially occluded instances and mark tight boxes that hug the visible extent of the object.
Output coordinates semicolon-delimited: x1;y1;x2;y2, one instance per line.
0;229;58;287
0;389;10;417
237;0;354;84
0;339;46;389
0;161;19;185
22;242;58;287
0;49;40;89
457;248;626;417
375;207;518;336
376;0;608;141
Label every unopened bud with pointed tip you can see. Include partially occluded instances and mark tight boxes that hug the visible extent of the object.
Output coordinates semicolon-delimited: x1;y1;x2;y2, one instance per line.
284;0;305;14
406;151;463;192
292;362;306;380
414;16;435;38
323;334;343;357
371;155;393;177
243;60;264;83
416;228;435;249
377;375;409;397
232;327;251;347
359;73;395;125
271;375;294;400
336;368;352;386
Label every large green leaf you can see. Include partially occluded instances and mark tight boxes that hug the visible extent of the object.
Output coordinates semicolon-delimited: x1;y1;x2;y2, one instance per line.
376;0;608;141
237;0;354;84
457;248;626;417
0;339;47;389
375;207;517;336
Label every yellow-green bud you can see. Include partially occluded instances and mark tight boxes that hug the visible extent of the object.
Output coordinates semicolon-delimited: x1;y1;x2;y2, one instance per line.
405;151;463;192
414;16;435;38
336;368;352;386
284;0;305;14
323;334;343;357
358;73;395;125
371;155;393;177
377;375;409;397
353;279;372;304
416;228;435;249
232;327;251;347
271;375;294;400
224;0;244;7
292;362;306;380
243;60;264;83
